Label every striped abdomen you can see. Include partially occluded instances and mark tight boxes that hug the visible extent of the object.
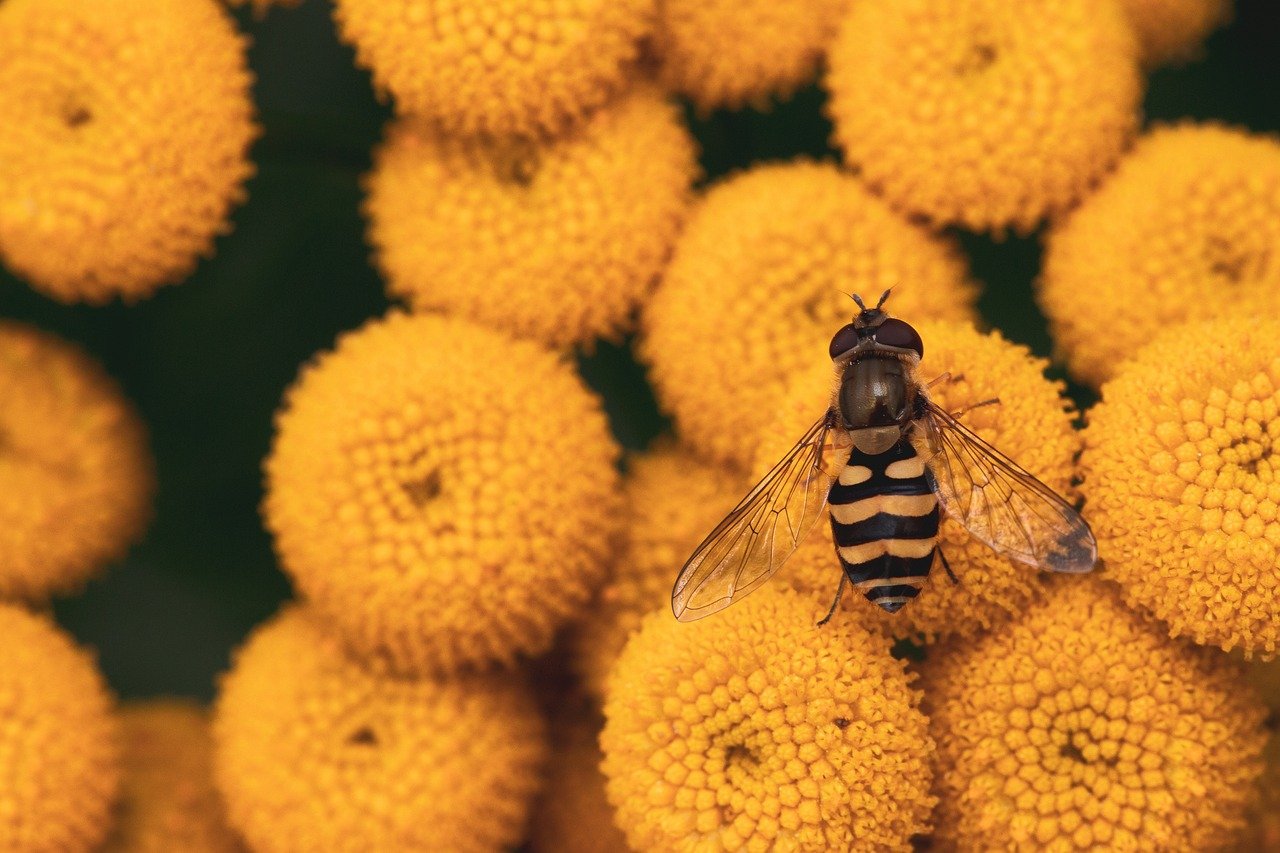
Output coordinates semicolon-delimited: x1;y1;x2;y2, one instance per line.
827;438;939;613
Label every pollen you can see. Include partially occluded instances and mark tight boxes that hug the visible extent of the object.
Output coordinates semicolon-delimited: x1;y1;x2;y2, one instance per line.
0;603;121;852
332;0;654;139
570;440;748;699
1081;312;1280;658
104;701;239;853
213;607;548;852
264;312;621;676
0;0;257;302
0;322;154;600
600;586;935;851
364;85;697;350
825;0;1141;233
1120;0;1232;65
641;161;978;468
1041;123;1280;387
923;576;1267;851
760;320;1081;640
654;0;852;111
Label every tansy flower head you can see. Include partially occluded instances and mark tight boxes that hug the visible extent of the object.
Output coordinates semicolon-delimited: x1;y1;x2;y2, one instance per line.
213;606;547;852
264;312;622;676
758;321;1080;641
1121;0;1232;66
641;161;977;468
0;322;153;600
365;85;697;350
922;576;1267;851
332;0;654;138
528;706;628;853
654;0;851;111
104;701;238;853
825;0;1141;233
0;602;120;852
1081;313;1280;658
0;0;256;302
1041;123;1280;387
600;587;935;851
570;440;747;699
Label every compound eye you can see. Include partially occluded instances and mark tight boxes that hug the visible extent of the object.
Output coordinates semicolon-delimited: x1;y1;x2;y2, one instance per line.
874;319;924;357
829;324;860;359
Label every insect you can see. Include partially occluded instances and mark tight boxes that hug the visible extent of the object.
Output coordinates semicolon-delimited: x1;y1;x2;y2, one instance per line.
671;290;1097;624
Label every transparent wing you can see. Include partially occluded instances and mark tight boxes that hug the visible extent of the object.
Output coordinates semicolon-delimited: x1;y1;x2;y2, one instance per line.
671;413;852;622
920;398;1097;574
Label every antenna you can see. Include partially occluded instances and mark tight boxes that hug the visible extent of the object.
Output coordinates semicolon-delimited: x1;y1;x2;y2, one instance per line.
852;293;867;310
875;288;892;309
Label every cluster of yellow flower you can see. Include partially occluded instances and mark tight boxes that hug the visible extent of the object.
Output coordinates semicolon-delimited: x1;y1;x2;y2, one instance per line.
1;0;1275;849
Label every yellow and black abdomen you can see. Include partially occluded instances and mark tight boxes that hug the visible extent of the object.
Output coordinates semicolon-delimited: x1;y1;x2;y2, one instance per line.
827;438;939;613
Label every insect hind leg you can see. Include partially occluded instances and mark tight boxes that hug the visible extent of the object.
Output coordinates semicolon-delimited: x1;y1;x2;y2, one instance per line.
817;573;849;627
937;548;959;585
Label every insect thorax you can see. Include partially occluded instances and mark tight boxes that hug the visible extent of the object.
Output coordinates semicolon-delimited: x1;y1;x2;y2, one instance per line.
837;354;918;454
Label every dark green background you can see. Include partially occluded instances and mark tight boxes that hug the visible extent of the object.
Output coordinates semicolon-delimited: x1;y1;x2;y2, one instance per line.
1;1;1276;700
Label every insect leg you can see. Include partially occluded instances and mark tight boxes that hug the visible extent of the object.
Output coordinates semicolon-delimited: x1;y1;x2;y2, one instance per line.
926;371;964;389
817;573;849;627
949;397;1000;419
937;548;959;585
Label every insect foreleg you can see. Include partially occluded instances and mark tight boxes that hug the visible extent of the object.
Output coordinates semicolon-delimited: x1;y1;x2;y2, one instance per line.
949;397;1000;419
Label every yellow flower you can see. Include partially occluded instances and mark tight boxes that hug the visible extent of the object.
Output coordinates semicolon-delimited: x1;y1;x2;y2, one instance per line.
264;312;622;675
0;602;120;852
0;0;257;302
1081;313;1280;658
641;161;978;468
0;322;153;600
654;0;851;111
922;576;1267;851
1120;0;1231;66
1041;123;1280;387
213;606;547;852
825;0;1141;233
757;321;1080;641
570;440;747;699
104;701;238;853
332;0;654;138
528;705;628;853
365;85;697;350
600;587;935;851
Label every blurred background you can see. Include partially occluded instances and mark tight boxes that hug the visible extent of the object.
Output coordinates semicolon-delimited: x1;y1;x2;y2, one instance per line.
1;0;1277;700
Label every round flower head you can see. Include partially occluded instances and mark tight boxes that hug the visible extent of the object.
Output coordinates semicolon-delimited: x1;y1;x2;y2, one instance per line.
0;322;153;600
1120;0;1231;66
365;86;697;350
528;707;627;853
757;321;1080;641
1081;313;1280;658
571;440;747;698
825;0;1141;233
332;0;654;138
104;701;238;853
0;603;120;852
1041;124;1280;387
0;0;256;302
264;312;621;675
654;0;851;111
641;161;977;468
922;576;1267;851
600;586;935;851
214;606;547;852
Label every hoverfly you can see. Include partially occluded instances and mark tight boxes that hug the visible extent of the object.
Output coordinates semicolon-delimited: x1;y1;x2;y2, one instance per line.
671;290;1096;623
